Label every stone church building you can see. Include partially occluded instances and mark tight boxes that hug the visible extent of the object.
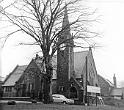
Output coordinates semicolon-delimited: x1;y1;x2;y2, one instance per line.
54;6;99;101
2;6;99;103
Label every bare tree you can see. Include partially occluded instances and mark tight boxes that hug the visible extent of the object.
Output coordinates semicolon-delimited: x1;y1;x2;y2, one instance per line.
2;0;99;103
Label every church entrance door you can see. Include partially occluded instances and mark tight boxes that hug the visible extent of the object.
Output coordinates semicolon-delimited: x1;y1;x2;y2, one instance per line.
69;86;78;98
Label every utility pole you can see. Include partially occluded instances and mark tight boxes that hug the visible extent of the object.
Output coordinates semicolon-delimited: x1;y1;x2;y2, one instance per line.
85;56;88;105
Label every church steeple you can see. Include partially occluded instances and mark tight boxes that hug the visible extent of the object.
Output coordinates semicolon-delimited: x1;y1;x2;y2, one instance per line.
62;5;70;29
57;5;74;96
60;4;72;42
62;5;74;79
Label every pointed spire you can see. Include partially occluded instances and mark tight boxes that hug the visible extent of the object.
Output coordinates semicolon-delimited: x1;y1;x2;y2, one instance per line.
62;4;70;29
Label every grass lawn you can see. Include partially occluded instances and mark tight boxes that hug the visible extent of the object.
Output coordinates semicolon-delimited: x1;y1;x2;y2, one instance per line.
104;97;124;107
1;103;124;110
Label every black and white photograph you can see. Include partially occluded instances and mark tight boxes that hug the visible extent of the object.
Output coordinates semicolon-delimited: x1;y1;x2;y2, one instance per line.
0;0;124;110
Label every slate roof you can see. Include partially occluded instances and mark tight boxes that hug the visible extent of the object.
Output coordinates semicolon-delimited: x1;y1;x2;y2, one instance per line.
3;65;27;86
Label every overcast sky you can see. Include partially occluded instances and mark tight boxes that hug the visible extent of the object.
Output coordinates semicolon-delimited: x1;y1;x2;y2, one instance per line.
1;0;124;87
88;0;124;87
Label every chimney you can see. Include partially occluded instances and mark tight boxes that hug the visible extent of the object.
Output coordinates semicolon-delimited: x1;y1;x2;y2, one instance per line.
113;74;117;88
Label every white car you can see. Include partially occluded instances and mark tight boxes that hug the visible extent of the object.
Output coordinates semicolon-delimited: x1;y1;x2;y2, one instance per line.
52;94;74;104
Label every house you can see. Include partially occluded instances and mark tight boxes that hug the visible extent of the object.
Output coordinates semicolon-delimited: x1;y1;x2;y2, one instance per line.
109;74;124;100
110;88;124;99
2;65;27;97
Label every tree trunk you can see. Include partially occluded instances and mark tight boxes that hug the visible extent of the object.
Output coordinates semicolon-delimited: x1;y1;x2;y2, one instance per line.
42;58;53;104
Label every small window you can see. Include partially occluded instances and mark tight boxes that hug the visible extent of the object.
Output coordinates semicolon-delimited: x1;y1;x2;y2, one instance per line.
5;87;12;92
59;86;65;92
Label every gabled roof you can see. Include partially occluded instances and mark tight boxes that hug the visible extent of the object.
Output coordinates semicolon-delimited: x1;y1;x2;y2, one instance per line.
3;65;27;87
106;79;114;87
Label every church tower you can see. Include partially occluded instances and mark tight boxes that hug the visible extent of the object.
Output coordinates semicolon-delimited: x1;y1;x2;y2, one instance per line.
113;74;117;88
57;5;74;95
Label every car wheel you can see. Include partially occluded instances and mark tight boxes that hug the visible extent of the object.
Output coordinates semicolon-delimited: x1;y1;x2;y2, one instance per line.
63;101;66;104
7;100;16;105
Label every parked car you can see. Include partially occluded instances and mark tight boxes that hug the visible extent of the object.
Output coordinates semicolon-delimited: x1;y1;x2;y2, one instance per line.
52;94;74;104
